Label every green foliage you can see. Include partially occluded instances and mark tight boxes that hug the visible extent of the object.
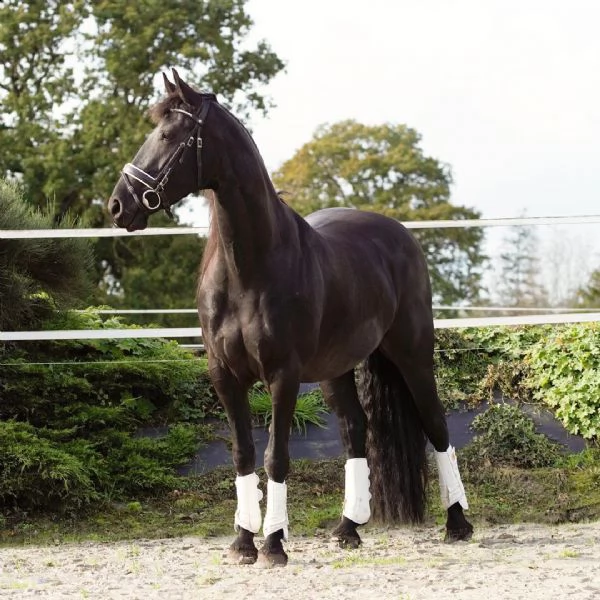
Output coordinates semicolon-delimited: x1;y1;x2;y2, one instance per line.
0;421;99;509
0;2;284;313
249;384;328;433
556;446;600;470
0;309;218;511
435;325;600;441
0;1;87;203
434;329;490;409
1;309;218;427
0;180;93;330
103;217;207;327
0;419;200;511
462;404;562;469
524;324;600;439
0;1;283;216
272;120;486;305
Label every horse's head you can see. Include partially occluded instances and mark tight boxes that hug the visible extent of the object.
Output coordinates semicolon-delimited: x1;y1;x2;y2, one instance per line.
108;69;215;231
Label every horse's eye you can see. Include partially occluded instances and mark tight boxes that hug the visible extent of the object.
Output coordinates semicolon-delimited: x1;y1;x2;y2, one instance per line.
160;131;170;141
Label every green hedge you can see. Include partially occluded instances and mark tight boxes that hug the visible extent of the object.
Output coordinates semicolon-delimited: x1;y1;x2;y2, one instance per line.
1;309;218;426
0;309;218;511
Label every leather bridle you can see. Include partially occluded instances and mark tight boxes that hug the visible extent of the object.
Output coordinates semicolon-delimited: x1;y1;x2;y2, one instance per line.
120;95;214;219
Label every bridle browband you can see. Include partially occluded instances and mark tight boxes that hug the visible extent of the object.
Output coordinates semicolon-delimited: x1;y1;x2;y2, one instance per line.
120;95;214;219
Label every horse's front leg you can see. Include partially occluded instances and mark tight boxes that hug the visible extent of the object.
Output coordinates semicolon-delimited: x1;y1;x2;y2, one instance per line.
208;356;260;564
259;369;300;567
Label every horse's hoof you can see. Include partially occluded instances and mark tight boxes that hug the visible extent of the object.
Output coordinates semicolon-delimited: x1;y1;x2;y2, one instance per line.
229;543;258;564
333;533;362;549
332;517;362;549
444;524;474;543
337;537;361;550
257;549;288;567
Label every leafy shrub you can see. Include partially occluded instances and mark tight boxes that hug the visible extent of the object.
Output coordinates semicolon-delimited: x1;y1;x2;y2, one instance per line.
524;324;600;439
0;179;93;330
96;425;199;495
0;421;99;509
436;325;600;441
434;329;490;409
462;403;562;469
0;420;200;511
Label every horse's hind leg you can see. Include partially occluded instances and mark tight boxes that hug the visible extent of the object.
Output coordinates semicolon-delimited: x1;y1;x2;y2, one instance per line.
381;331;474;542
321;371;368;549
208;356;260;564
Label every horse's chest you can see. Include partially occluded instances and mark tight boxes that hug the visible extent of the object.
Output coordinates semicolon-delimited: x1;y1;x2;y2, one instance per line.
199;290;275;363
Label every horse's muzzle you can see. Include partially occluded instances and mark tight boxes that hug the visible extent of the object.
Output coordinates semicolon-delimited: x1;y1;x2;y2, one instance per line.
108;195;148;231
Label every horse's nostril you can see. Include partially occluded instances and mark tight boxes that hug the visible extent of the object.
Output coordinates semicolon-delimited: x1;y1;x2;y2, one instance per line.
109;197;122;217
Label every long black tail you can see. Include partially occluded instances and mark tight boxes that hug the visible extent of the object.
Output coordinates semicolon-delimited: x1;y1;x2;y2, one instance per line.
357;348;428;523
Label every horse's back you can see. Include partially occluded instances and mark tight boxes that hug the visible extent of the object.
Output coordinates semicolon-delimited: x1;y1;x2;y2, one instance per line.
305;207;428;286
306;208;419;253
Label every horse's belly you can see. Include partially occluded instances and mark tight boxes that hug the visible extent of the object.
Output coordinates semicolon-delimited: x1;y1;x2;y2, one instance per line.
299;320;385;382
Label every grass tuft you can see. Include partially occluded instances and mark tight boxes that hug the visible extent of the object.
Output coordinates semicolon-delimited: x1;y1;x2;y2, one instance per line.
248;384;329;434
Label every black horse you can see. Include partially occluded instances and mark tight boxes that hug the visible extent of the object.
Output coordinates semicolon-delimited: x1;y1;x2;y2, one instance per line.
109;69;473;567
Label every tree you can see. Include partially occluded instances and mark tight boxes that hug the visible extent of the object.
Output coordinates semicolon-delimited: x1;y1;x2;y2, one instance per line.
0;179;92;331
272;120;486;305
0;1;87;211
101;210;207;328
574;269;600;308
1;1;284;219
541;229;593;307
0;1;284;311
494;225;549;308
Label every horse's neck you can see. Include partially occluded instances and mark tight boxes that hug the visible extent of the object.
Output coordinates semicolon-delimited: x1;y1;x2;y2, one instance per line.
208;111;291;283
211;188;277;280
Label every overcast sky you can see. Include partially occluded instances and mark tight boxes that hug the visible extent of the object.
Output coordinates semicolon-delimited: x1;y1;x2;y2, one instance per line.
244;0;599;217
182;0;600;292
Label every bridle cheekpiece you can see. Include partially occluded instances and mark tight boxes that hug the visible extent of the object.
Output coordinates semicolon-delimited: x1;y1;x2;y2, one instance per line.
120;95;214;219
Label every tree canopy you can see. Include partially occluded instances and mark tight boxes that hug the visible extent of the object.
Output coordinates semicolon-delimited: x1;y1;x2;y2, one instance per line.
0;0;284;220
574;269;600;308
0;1;284;313
273;120;486;304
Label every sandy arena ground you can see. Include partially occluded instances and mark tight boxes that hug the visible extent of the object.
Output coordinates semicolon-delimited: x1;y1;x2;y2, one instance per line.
0;521;599;599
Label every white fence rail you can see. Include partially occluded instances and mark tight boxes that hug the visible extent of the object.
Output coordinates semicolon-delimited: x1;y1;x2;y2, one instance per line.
3;312;600;342
3;214;600;240
3;214;600;344
82;305;600;315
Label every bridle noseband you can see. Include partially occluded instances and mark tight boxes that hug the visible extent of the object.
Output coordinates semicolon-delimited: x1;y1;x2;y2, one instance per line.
121;95;214;219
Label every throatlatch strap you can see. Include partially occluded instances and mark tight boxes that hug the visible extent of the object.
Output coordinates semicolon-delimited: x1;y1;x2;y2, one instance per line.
436;446;469;510
234;473;263;533
263;479;289;540
342;458;372;524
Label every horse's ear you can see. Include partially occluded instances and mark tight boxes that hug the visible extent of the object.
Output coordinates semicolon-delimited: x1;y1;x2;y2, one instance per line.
162;72;176;94
171;67;196;105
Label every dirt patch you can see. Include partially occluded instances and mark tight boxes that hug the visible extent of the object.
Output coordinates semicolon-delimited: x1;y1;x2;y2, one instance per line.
1;521;598;599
